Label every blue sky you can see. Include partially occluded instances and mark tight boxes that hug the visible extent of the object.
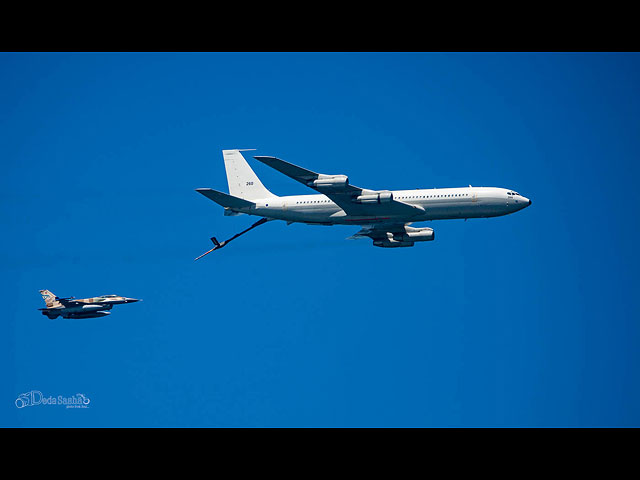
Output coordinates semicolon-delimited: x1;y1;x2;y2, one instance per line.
2;52;639;426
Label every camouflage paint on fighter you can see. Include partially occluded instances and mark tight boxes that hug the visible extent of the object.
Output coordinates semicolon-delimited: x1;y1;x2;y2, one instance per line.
38;289;140;319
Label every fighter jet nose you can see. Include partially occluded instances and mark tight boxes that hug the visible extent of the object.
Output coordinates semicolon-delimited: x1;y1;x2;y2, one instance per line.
126;298;140;303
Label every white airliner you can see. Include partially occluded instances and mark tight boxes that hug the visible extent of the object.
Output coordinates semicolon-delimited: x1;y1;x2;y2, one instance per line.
196;149;531;248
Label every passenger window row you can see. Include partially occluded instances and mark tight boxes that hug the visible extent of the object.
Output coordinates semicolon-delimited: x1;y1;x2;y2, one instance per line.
399;193;469;199
295;193;472;203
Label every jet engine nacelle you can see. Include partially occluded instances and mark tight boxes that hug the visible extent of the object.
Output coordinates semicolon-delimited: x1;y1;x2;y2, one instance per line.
399;226;435;242
310;175;349;188
354;191;393;204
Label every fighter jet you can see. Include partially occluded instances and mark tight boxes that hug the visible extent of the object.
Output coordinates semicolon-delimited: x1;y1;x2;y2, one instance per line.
38;290;140;319
195;149;532;250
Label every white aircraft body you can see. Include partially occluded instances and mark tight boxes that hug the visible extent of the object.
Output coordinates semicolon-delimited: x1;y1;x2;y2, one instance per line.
196;149;531;248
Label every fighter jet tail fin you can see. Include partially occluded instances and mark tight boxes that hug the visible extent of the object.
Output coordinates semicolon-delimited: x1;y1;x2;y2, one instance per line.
40;289;62;308
222;149;277;201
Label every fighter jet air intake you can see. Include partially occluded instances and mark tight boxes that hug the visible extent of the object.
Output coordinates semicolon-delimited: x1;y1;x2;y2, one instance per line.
195;149;532;252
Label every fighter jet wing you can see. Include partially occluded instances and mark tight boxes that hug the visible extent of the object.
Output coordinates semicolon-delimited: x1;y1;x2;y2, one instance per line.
57;298;83;306
38;298;83;309
253;156;424;217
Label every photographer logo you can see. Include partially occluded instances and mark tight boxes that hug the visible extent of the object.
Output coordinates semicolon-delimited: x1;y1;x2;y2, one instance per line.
15;390;90;409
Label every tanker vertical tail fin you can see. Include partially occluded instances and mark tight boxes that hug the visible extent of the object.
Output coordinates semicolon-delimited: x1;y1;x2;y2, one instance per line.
222;149;277;201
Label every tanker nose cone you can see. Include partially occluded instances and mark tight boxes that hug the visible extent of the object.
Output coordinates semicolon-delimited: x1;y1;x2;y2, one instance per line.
520;196;531;208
